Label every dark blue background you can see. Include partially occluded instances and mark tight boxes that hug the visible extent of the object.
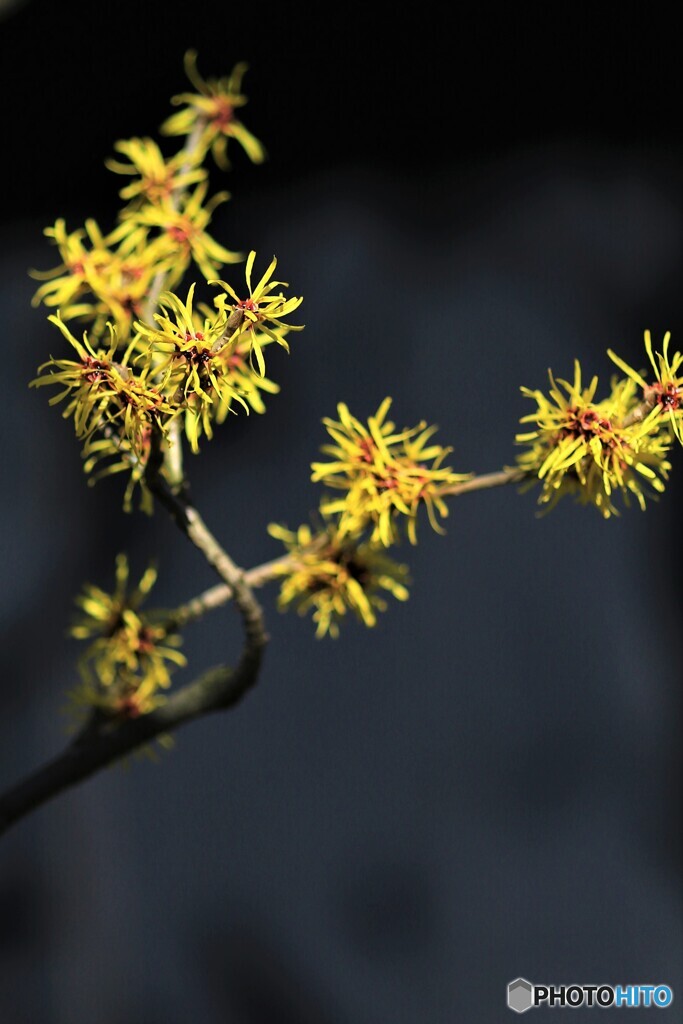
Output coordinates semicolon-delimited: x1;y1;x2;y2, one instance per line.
1;2;681;1020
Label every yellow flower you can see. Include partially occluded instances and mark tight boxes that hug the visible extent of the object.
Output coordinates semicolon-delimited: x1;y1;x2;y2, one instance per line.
214;333;280;417
311;398;471;545
212;251;303;377
120;182;241;285
83;242;168;338
31;315;170;457
268;524;410;638
106;136;207;206
162;51;265;169
516;360;671;517
134;283;249;452
608;330;683;442
31;220;169;337
71;554;156;640
31;219;114;314
70;555;186;718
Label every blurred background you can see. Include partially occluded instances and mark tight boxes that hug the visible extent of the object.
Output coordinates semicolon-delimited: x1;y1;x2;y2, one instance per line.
1;1;682;1021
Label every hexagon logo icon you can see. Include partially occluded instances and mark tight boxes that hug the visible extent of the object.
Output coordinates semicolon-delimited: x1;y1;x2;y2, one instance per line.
508;978;534;1013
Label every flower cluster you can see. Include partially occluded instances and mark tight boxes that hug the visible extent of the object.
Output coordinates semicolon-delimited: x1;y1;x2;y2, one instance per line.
516;334;681;517
69;556;185;719
31;55;302;511
212;250;304;377
30;317;171;511
269;399;467;636
267;524;410;638
161;51;265;169
133;254;302;452
134;282;248;452
608;330;683;442
312;398;470;545
31;219;166;336
106;137;207;206
117;181;241;287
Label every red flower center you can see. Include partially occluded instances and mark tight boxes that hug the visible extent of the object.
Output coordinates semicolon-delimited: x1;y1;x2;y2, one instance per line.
117;695;142;718
358;437;375;463
562;407;613;442
650;381;681;411
211;98;234;130
83;356;109;384
168;223;193;246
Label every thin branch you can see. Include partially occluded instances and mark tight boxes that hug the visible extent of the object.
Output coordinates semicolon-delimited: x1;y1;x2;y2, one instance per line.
622;396;657;428
144;433;268;729
164;553;294;631
165;469;530;630
162;419;185;491
438;466;528;497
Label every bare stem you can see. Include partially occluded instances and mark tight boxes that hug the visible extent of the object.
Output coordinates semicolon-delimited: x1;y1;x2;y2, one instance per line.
621;397;657;428
437;466;528;497
145;452;267;655
164;553;294;631
162;420;185;490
